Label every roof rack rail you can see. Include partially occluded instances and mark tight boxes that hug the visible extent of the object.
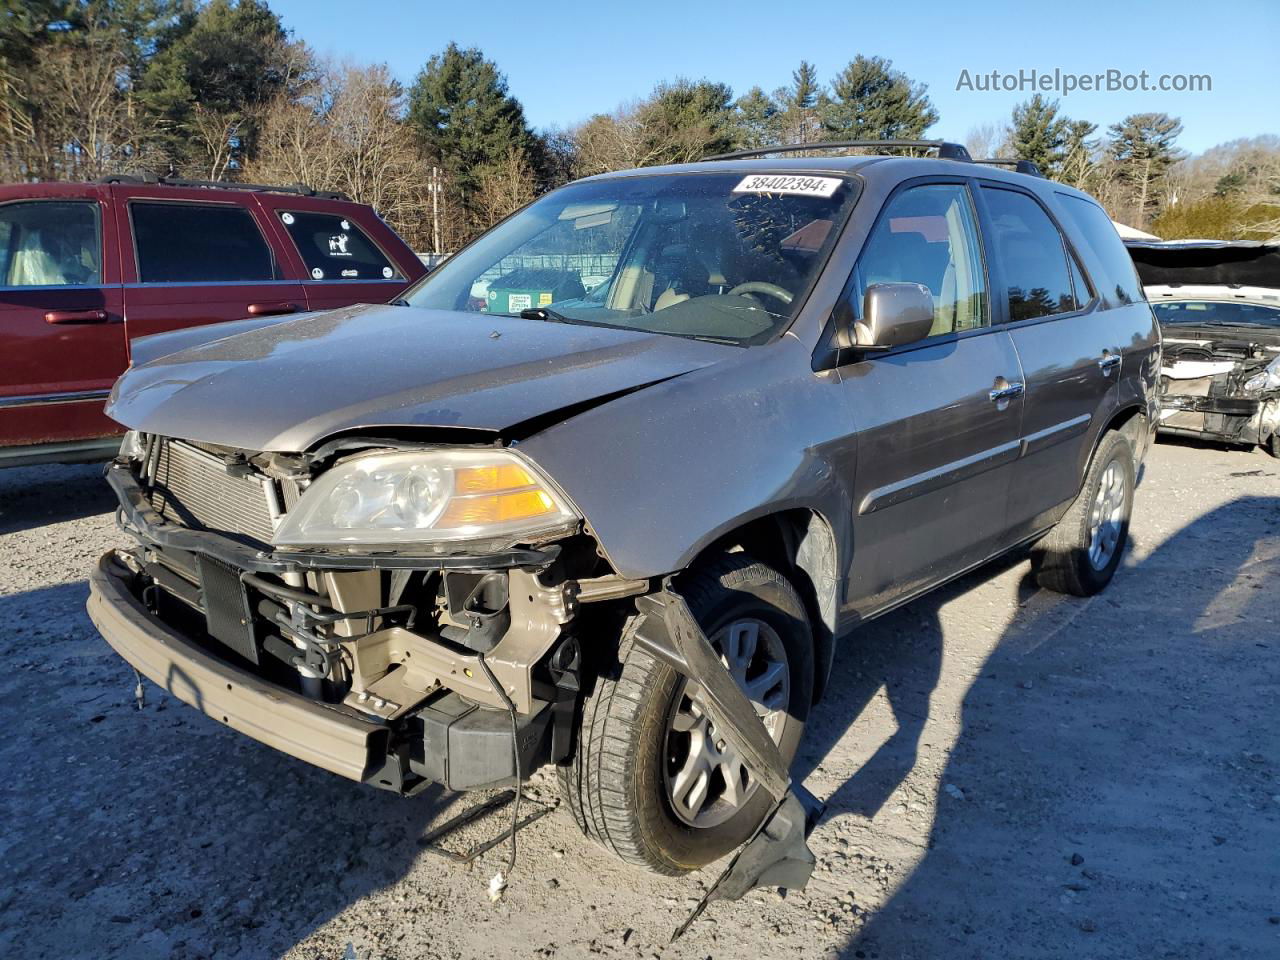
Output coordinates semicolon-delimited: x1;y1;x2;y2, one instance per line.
96;173;350;201
971;158;1044;178
704;139;973;162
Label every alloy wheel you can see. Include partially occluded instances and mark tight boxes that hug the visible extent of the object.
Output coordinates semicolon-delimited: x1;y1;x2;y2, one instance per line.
1088;458;1126;570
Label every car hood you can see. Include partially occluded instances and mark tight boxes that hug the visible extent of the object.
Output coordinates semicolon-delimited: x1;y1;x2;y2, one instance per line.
1127;239;1280;289
107;303;732;452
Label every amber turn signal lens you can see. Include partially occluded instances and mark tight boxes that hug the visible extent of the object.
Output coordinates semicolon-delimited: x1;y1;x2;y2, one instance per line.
438;489;555;528
453;464;538;494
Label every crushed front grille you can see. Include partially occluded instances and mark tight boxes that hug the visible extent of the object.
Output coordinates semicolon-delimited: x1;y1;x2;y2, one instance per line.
147;439;277;544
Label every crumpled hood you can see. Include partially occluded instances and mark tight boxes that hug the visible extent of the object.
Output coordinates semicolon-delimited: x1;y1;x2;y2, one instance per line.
107;303;731;451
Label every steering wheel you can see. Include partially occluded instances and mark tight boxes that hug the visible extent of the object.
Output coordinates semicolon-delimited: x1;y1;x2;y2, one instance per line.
727;281;794;306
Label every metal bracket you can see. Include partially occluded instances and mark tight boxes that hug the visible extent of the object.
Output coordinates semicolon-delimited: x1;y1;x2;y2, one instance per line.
632;582;824;939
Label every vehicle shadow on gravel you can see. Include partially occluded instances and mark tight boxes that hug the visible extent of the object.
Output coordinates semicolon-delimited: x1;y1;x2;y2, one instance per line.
792;549;1033;818
825;496;1280;959
0;461;116;535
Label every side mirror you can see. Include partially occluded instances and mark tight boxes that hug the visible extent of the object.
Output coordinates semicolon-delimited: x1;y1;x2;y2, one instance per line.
857;283;935;349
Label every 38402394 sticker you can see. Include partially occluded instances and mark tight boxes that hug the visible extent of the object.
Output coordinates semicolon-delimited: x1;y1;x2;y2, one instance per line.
732;175;842;198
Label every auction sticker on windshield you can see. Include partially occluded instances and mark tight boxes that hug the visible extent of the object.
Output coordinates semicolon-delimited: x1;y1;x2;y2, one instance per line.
733;175;842;197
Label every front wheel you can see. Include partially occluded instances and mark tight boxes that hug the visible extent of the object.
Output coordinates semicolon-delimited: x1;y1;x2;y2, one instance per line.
557;555;814;875
1031;430;1135;596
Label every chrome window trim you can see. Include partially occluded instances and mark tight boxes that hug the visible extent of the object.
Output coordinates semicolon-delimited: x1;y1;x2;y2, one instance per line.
0;388;111;409
0;283;123;293
300;278;404;285
119;279;300;289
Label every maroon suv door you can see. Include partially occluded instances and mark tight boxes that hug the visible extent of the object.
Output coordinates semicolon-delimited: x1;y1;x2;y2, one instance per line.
114;189;305;346
0;187;128;448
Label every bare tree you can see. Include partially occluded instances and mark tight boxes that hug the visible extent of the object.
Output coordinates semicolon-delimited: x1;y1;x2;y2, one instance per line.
4;27;156;181
189;105;245;181
248;60;431;249
474;147;537;225
572;105;655;174
964;123;1004;161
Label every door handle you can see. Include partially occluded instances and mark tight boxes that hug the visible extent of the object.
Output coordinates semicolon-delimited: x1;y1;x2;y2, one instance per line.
44;309;108;325
1098;352;1121;375
246;302;299;317
989;381;1025;402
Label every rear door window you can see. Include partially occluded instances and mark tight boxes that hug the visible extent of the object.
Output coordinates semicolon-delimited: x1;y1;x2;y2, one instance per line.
131;202;276;283
277;211;401;281
982;187;1084;322
0;201;101;287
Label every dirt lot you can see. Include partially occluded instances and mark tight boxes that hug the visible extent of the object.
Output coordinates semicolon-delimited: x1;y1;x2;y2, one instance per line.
0;438;1277;960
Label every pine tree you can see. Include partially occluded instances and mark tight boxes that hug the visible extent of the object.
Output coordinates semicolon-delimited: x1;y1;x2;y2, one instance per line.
636;78;736;164
734;85;779;150
407;43;544;231
822;55;938;141
775;60;822;143
138;0;303;173
1107;113;1184;228
1009;94;1069;176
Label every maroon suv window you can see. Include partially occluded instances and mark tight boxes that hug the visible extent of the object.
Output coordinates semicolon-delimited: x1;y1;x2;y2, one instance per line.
277;211;402;281
0;201;101;287
131;202;276;283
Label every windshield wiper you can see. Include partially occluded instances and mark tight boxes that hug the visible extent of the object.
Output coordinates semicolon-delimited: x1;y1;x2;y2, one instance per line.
520;306;585;325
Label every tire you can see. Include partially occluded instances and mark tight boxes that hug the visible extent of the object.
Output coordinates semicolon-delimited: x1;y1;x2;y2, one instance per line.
557;554;814;875
1031;430;1134;597
1264;433;1280;459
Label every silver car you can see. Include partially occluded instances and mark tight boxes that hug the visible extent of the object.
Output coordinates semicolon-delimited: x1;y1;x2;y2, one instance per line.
89;142;1160;875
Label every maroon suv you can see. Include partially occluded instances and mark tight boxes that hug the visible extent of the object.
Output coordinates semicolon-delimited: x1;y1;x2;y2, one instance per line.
0;176;426;466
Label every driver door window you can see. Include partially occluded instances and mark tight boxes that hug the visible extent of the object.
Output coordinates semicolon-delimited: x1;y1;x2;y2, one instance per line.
0;201;101;287
853;183;988;336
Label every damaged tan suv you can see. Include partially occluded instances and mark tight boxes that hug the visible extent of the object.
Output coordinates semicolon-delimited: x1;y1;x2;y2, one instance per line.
89;142;1160;875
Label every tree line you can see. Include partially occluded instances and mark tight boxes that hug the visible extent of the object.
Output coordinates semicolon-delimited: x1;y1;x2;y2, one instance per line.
3;1;1277;251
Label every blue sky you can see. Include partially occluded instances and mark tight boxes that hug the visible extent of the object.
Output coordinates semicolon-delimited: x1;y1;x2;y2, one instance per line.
269;0;1277;154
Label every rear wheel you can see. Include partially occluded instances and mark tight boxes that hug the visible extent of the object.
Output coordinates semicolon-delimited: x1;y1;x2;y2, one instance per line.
1264;432;1280;459
1032;430;1134;597
558;555;813;875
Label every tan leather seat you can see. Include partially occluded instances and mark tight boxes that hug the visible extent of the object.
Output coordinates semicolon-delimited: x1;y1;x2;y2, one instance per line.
654;286;690;311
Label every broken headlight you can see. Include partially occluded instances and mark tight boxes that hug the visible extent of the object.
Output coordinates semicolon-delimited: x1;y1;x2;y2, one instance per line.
1243;355;1280;394
271;449;578;547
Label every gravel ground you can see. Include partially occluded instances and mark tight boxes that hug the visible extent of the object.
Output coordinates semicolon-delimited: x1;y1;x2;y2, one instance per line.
0;438;1277;960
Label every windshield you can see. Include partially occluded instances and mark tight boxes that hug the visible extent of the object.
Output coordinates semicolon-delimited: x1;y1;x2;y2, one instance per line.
405;171;858;344
1153;300;1280;328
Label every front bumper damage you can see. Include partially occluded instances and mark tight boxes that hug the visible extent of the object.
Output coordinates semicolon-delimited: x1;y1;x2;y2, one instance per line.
90;445;821;918
89;553;387;781
92;456;623;795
